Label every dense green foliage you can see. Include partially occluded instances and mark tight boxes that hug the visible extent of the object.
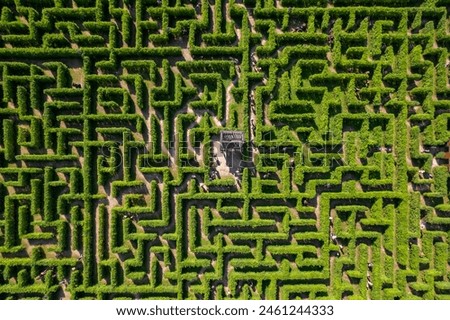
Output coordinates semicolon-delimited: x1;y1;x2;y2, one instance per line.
0;0;448;300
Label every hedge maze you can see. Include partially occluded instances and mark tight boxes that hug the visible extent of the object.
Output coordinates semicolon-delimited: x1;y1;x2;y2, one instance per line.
0;0;449;300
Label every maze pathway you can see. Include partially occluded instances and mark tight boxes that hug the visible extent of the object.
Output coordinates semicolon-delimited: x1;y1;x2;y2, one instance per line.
0;0;449;300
